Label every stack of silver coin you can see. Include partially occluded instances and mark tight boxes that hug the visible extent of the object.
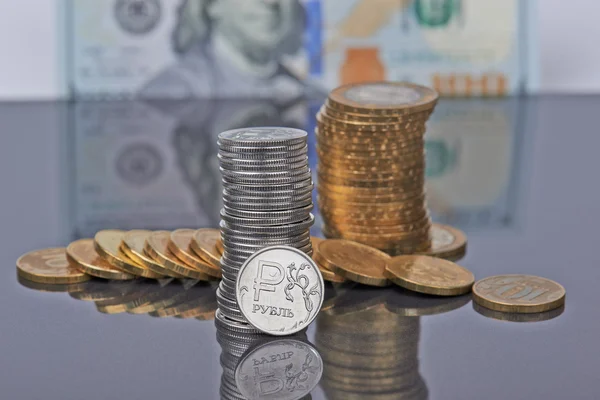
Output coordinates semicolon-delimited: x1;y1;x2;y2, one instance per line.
216;127;315;329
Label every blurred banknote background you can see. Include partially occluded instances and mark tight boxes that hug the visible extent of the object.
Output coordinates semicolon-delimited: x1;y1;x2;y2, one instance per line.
66;0;536;99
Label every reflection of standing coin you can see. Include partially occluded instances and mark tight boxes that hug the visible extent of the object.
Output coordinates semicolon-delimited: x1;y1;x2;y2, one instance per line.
67;239;135;280
95;230;163;279
419;223;467;261
17;248;90;284
235;338;323;400
385;255;474;296
236;246;324;336
317;240;391;287
472;275;566;313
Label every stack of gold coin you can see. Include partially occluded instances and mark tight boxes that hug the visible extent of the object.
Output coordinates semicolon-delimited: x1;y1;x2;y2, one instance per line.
316;82;439;255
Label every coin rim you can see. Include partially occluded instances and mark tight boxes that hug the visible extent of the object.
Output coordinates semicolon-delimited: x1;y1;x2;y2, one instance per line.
471;274;566;313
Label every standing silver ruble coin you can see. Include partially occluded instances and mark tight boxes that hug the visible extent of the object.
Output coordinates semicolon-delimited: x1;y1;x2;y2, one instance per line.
236;246;324;335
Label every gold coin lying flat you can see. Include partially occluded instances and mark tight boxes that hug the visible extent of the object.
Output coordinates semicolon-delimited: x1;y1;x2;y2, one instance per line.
144;231;212;280
190;228;222;269
122;230;184;278
472;274;566;313
67;239;135;280
312;237;345;283
317;239;391;287
169;229;221;278
385;255;474;296
216;237;224;255
418;223;467;261
16;248;90;284
473;302;565;323
94;230;163;279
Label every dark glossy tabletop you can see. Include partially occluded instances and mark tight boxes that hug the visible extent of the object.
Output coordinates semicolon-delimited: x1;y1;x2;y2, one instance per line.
1;96;598;400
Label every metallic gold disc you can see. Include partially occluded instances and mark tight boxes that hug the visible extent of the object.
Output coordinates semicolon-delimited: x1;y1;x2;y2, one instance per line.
144;231;213;280
473;302;565;323
472;275;566;313
385;255;474;296
169;229;221;278
216;237;224;255
16;248;90;284
122;230;184;278
94;230;163;279
317;239;391;287
327;82;438;116
418;223;467;261
312;237;345;283
67;239;135;280
190;228;222;269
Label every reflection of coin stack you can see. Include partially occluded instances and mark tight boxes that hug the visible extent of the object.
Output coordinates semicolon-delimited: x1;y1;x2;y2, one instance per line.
215;311;321;400
217;127;315;328
317;82;438;255
316;304;427;399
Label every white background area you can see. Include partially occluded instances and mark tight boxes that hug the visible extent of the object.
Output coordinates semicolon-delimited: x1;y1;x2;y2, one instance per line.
0;0;598;100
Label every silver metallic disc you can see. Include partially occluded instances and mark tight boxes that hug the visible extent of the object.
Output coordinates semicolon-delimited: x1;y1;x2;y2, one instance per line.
218;127;307;147
235;246;324;336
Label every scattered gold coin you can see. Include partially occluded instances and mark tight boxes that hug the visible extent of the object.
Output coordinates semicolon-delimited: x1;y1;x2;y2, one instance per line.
311;237;345;283
215;237;224;255
317;239;391;287
16;248;90;284
122;230;184;278
385;255;474;296
95;230;163;279
473;302;564;323
472;274;566;313
419;223;467;261
144;231;213;281
67;239;135;280
171;229;221;278
190;228;222;269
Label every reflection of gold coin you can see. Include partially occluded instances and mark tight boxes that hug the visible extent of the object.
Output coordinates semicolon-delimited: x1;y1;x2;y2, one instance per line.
473;302;565;323
317;240;391;287
95;230;163;279
69;281;135;302
17;275;87;293
472;275;566;313
144;231;212;280
312;237;345;283
385;255;474;296
384;288;472;316
190;228;222;270
16;248;90;284
216;237;224;255
169;229;221;278
122;230;184;278
67;239;135;280
418;223;467;261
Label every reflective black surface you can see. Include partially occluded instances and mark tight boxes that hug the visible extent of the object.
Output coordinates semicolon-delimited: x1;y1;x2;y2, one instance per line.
1;96;598;399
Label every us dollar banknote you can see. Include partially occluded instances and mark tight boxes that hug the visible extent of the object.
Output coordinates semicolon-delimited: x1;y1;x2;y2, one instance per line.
66;0;536;99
